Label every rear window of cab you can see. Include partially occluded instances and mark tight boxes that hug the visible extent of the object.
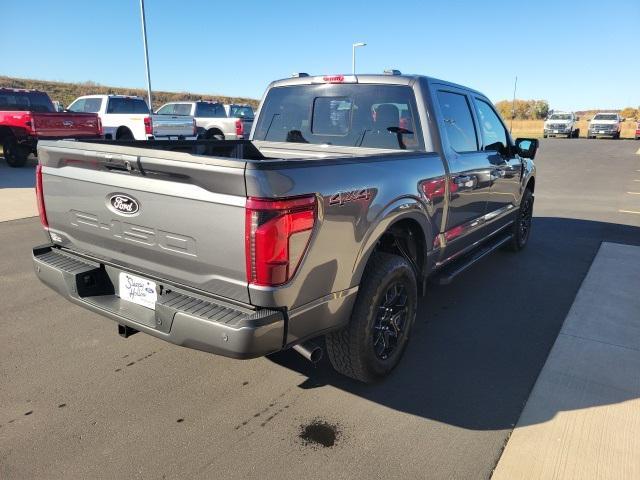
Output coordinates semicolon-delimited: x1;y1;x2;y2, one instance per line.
253;84;423;150
106;97;150;114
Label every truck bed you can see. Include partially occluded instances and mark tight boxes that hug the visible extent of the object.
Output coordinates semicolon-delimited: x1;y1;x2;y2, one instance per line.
36;139;407;305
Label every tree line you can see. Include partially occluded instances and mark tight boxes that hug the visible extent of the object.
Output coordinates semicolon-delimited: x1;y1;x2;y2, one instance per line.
495;99;549;120
496;98;639;121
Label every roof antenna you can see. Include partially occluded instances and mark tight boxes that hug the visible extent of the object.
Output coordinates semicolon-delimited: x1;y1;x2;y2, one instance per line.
510;75;518;135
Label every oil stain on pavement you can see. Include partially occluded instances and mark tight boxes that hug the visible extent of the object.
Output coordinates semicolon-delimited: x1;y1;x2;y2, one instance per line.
298;418;341;448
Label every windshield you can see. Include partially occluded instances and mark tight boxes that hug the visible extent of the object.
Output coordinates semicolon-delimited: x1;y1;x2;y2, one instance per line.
549;114;571;120
230;105;254;119
106;97;150;114
0;90;53;112
593;114;617;121
253;84;423;150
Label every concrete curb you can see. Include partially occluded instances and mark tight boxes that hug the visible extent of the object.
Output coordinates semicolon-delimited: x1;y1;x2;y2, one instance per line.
492;242;640;480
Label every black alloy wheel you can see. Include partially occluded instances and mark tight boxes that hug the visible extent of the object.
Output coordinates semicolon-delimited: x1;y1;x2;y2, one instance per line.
373;282;409;360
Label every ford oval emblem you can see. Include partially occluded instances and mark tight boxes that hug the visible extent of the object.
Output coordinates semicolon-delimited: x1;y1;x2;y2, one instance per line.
109;194;139;215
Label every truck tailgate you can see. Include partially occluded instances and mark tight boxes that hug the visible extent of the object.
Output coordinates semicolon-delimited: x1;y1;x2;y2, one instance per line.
33;112;100;138
38;141;250;303
151;115;194;138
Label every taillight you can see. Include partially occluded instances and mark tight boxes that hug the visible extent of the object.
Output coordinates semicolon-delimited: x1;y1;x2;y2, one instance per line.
97;116;103;136
235;119;244;138
192;118;197;136
35;165;49;230
25;113;35;134
245;195;317;286
144;116;153;135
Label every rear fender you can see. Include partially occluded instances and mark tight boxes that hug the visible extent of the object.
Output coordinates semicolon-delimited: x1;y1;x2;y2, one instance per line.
351;196;433;288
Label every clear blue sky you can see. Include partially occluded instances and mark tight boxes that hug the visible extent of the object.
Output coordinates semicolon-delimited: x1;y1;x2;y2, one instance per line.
2;0;638;111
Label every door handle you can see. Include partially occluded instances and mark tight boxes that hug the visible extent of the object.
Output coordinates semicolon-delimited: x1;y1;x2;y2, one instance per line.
454;175;472;184
490;169;506;181
453;175;476;190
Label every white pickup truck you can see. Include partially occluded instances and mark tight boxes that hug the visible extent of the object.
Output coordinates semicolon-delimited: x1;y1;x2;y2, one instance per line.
587;112;623;139
543;112;579;138
156;100;253;140
67;95;196;141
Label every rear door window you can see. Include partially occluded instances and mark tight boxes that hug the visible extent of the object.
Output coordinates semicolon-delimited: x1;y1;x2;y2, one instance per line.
253;84;423;150
107;97;150;114
436;91;478;152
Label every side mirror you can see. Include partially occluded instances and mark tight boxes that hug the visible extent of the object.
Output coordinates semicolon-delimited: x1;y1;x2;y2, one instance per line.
515;138;539;159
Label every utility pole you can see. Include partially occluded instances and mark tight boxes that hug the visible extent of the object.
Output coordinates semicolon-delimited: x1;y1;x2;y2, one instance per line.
510;75;518;135
139;0;153;111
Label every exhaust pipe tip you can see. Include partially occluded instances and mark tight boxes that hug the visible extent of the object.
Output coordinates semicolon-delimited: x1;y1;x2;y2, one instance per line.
293;341;323;364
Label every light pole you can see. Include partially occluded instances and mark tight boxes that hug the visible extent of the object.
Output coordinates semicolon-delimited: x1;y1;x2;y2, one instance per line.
139;0;153;111
352;42;366;74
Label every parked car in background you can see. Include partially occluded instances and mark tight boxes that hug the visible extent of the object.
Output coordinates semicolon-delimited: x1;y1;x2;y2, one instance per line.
52;101;65;112
587;112;622;139
543;112;579;138
224;103;254;134
33;72;538;383
0;88;101;167
67;95;196;141
156;100;249;140
635;121;639;140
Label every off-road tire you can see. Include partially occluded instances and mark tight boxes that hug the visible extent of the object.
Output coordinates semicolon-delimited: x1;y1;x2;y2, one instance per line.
507;188;534;252
325;252;417;383
2;137;29;167
117;129;134;141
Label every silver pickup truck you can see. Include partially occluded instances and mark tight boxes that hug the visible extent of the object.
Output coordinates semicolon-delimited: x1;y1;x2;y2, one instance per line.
67;95;196;141
33;73;537;383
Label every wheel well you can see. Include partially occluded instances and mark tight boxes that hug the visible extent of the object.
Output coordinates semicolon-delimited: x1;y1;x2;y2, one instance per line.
206;128;224;138
115;126;132;139
374;219;426;283
0;126;14;144
526;177;535;193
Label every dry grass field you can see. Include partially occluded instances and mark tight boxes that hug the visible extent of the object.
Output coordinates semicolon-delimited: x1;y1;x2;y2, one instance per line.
0;76;259;111
508;119;638;139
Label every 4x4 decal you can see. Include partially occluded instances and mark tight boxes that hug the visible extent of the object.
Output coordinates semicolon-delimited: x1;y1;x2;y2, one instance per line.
329;188;372;206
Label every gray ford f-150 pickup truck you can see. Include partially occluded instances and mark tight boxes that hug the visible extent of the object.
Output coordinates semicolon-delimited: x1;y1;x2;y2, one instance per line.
32;72;537;383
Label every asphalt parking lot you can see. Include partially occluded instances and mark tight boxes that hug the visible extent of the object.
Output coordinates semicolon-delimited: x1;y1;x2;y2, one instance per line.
1;139;639;480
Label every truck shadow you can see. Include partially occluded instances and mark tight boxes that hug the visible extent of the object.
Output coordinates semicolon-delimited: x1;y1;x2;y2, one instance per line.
0;155;37;188
267;216;640;431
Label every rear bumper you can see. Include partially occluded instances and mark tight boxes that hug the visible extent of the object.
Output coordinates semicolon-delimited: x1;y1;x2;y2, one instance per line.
19;134;103;152
32;245;285;359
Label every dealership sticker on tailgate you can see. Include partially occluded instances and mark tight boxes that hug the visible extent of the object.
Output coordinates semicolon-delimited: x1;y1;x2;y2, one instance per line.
118;272;157;310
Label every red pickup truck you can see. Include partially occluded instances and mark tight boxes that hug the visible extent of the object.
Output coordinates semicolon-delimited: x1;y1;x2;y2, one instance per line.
0;88;102;167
